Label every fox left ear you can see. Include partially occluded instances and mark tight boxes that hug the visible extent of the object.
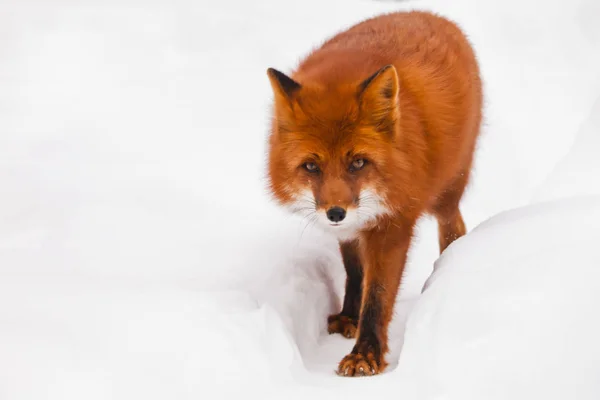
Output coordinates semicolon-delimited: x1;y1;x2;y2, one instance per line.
357;65;399;130
267;68;301;104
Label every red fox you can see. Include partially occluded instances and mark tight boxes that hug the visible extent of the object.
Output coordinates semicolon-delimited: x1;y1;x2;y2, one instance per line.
266;11;482;376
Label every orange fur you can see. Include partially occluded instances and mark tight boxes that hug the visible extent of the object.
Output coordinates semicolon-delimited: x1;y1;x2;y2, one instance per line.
266;11;482;376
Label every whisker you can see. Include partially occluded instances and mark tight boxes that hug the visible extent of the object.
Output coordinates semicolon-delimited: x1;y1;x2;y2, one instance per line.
298;212;317;244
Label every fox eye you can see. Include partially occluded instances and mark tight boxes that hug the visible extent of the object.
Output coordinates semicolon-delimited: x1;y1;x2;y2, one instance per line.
350;158;366;171
304;162;319;173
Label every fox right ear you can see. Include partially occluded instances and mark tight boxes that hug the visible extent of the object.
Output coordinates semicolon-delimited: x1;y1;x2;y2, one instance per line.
357;64;399;111
357;65;399;136
267;68;301;102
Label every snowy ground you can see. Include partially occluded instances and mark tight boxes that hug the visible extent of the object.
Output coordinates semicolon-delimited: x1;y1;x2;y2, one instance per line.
1;0;600;399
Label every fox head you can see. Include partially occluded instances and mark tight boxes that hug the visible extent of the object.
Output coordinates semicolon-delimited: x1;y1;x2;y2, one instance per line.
266;65;400;240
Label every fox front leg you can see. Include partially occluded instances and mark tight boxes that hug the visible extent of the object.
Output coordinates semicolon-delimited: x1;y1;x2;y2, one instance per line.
337;221;413;377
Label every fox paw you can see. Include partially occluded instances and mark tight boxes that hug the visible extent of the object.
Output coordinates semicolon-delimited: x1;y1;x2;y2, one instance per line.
336;349;386;377
327;314;358;338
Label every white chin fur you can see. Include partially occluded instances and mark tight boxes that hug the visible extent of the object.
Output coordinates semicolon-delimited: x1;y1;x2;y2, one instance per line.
286;188;391;241
318;209;363;242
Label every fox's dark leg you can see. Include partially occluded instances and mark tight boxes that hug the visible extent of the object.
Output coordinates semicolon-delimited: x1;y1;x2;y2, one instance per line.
337;221;413;377
433;169;470;253
328;240;363;339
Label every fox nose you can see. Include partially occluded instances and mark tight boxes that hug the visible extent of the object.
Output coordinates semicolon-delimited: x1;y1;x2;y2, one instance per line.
326;207;346;223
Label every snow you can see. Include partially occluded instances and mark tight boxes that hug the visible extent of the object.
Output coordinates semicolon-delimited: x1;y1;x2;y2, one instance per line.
411;195;600;399
0;0;599;399
533;96;600;202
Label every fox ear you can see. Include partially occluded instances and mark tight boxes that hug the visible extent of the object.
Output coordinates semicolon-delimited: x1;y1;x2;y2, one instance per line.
267;68;301;103
357;65;399;127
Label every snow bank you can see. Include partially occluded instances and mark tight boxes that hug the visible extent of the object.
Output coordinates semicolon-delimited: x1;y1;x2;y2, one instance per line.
403;195;600;399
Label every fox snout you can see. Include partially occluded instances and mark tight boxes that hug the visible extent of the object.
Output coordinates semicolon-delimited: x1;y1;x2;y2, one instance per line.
286;185;390;240
316;177;355;221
